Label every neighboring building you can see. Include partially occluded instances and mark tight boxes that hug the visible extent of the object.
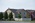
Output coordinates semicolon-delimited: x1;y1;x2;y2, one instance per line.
26;10;35;18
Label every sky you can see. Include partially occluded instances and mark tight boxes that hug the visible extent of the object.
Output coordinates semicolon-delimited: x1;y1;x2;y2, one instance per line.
0;0;35;12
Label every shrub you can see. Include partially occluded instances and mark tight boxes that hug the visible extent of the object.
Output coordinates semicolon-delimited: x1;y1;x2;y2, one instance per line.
0;12;3;20
18;13;21;18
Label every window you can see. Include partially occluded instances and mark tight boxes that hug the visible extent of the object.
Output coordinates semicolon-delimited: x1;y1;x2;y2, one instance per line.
15;14;18;18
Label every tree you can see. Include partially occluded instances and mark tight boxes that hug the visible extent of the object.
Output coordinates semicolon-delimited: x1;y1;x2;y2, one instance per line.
0;12;3;20
9;12;13;20
4;12;8;20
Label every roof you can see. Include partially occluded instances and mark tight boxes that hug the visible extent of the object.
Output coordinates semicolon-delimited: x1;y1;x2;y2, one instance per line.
9;9;17;13
7;8;25;12
25;10;35;14
5;8;35;14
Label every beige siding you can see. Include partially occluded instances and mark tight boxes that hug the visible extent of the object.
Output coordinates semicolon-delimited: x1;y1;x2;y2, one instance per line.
7;10;15;19
7;10;12;15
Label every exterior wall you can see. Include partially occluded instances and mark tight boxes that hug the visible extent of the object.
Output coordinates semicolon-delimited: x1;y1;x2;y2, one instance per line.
21;11;27;18
15;14;18;18
26;13;31;18
12;12;15;19
7;10;12;15
15;10;27;18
